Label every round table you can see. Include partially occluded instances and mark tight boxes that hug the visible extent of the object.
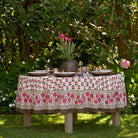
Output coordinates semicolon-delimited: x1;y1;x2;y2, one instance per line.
15;74;127;133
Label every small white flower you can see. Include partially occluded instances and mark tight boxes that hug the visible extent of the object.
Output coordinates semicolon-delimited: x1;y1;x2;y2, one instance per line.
131;94;134;98
14;91;17;94
132;102;136;106
9;104;12;107
76;21;79;24
90;23;97;28
77;30;80;34
85;29;88;32
102;32;107;35
22;61;25;64
0;91;3;93
85;37;89;40
98;26;102;29
12;103;15;106
2;97;6;101
45;28;49;31
10;7;13;10
47;59;50;63
85;26;88;29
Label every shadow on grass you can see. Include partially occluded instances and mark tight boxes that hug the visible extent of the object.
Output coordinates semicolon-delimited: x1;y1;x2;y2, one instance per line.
0;113;138;138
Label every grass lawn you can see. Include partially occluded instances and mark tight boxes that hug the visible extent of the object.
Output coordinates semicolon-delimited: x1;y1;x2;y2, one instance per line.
0;113;138;138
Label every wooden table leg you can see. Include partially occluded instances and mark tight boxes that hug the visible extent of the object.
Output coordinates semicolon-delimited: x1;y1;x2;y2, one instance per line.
112;111;120;126
24;112;31;127
65;112;73;133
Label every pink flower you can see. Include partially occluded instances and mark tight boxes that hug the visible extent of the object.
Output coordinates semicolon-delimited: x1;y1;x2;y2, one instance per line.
24;98;27;103
94;99;98;104
100;94;104;99
53;92;57;97
119;94;122;98
77;95;80;99
63;98;67;103
18;98;21;102
35;95;38;99
109;98;113;103
115;92;119;96
116;97;120;101
71;94;74;98
46;95;50;99
64;36;69;41
37;100;40;104
55;98;58;103
67;92;70;97
43;99;46;103
68;38;72;42
105;100;108;105
123;92;126;96
61;95;64;99
27;95;30;99
98;98;101;102
96;94;99;98
29;99;32;103
49;99;52;103
87;97;91;102
22;92;26;97
79;99;83;104
90;94;93;98
82;94;85;99
86;92;89;96
57;94;60;98
106;95;110;99
120;59;130;69
59;33;65;39
68;98;71;102
41;93;45;97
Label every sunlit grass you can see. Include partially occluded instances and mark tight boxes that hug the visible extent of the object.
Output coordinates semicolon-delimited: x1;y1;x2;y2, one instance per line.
0;136;5;138
96;115;111;125
0;113;138;138
0;119;7;125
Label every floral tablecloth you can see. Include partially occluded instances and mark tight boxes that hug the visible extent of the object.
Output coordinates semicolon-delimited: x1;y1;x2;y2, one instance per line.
15;74;127;114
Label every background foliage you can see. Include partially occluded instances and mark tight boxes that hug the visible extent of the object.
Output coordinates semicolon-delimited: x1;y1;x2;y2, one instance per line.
0;0;138;113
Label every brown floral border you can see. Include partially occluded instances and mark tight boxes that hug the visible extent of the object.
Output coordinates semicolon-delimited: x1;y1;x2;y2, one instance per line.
16;106;127;114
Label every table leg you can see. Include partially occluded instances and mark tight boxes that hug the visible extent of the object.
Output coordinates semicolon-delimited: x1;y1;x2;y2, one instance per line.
112;111;120;126
24;112;31;127
65;112;73;133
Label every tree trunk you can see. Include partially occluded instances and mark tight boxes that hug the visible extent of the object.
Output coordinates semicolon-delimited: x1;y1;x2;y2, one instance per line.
115;0;128;59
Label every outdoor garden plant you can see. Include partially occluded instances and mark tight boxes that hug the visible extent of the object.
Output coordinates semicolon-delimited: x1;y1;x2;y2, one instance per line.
57;33;76;60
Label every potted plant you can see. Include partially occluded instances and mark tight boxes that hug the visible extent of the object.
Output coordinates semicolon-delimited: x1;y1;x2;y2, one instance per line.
57;33;78;72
